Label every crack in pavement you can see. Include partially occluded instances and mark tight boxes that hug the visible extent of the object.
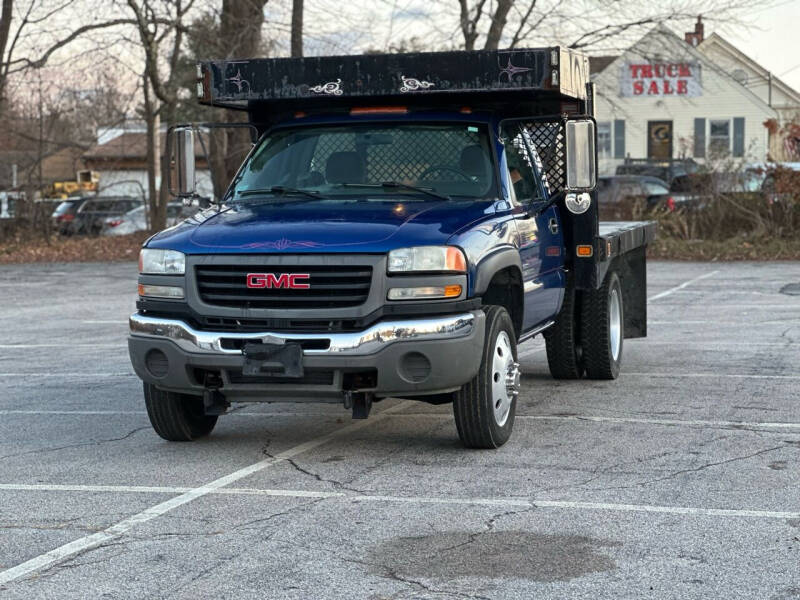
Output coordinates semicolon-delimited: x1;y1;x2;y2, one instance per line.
596;443;795;491
0;427;149;461
231;498;326;532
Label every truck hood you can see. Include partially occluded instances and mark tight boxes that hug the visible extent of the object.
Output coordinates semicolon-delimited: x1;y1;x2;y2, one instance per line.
147;199;497;253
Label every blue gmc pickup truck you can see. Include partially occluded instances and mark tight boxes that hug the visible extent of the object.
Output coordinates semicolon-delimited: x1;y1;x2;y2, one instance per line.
128;48;655;448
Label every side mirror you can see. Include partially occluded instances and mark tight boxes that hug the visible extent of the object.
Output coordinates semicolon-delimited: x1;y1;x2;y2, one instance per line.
565;120;596;190
170;126;196;197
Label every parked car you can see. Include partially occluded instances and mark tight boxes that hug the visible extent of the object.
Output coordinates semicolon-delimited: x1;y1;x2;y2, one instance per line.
742;162;800;204
102;202;197;236
597;175;684;218
53;196;141;235
615;158;699;185
52;197;88;233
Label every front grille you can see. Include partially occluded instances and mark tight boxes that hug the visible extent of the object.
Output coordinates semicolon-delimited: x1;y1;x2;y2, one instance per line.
198;315;364;333
196;264;372;309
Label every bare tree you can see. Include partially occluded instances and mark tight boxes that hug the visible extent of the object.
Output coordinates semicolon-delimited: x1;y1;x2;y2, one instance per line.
124;0;193;231
291;0;302;57
203;0;269;202
452;0;777;53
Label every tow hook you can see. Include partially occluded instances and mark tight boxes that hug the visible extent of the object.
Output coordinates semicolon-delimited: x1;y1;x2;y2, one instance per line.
344;391;373;419
203;388;230;416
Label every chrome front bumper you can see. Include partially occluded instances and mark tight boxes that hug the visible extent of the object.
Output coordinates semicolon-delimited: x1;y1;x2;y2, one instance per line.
129;312;478;356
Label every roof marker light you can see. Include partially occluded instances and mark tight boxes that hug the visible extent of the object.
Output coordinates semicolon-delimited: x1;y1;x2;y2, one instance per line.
350;106;408;115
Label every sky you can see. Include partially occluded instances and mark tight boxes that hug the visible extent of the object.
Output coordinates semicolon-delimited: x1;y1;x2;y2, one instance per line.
289;0;800;94
724;0;800;91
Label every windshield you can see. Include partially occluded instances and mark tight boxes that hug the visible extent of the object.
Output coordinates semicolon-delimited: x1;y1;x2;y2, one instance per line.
53;201;79;216
228;123;497;202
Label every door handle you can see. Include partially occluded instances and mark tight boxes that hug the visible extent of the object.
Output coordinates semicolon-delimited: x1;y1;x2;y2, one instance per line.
548;218;559;234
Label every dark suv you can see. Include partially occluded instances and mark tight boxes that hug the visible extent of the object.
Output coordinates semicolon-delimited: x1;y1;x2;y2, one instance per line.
616;159;699;185
53;196;141;235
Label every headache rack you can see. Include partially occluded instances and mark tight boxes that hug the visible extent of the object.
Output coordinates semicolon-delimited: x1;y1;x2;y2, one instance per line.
195;47;590;116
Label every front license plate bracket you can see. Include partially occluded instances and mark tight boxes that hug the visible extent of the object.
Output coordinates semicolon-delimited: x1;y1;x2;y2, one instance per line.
241;340;304;377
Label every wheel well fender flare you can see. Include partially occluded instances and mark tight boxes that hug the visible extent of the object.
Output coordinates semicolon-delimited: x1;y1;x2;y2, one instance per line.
471;247;523;296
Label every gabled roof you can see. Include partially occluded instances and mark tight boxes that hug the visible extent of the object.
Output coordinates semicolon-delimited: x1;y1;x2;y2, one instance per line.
592;24;778;118
84;132;153;160
589;55;619;75
84;132;204;161
698;33;800;106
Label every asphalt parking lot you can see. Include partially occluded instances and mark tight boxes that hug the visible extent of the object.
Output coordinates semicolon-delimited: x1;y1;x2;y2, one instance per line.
0;260;799;599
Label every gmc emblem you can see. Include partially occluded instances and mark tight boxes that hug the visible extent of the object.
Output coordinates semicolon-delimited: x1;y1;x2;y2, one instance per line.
246;273;311;289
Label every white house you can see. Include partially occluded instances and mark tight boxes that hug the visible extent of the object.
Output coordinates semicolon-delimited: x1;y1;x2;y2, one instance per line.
591;23;780;176
697;31;800;161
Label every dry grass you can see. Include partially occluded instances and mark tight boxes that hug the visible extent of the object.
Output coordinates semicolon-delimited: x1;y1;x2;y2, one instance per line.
648;236;800;261
0;231;150;264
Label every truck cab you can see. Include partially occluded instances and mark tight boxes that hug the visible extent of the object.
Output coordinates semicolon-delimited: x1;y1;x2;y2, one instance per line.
128;48;655;448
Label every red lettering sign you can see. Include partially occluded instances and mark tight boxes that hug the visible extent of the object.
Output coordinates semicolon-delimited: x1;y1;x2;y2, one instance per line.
623;62;699;97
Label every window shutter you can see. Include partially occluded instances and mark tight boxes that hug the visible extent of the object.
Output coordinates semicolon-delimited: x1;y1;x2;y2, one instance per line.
694;118;706;158
613;120;625;158
733;118;745;157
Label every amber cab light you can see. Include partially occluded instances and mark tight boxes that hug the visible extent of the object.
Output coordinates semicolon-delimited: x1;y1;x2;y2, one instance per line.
350;106;408;115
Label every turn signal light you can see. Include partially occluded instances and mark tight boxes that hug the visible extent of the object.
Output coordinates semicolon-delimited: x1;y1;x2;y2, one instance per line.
576;245;593;257
445;247;467;272
387;284;462;301
138;284;185;299
443;285;462;298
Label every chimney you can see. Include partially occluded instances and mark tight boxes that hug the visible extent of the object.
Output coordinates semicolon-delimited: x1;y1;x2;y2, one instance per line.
685;15;704;47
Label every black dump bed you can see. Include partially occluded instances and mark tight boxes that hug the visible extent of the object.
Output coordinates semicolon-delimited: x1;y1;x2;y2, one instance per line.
196;47;590;117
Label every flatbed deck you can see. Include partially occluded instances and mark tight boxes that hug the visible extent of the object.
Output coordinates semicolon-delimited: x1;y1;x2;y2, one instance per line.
598;221;657;262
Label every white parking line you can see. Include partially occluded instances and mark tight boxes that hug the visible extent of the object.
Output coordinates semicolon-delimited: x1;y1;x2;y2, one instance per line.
0;373;135;378
82;320;127;324
0;401;410;587
633;341;796;347
624;372;800;380
517;345;546;357
0;483;797;521
648;270;719;302
650;320;800;325
0;344;123;349
515;414;800;430
0;410;146;416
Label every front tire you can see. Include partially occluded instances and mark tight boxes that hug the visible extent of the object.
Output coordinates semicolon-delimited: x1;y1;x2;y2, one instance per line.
453;306;519;449
144;383;218;441
581;271;624;380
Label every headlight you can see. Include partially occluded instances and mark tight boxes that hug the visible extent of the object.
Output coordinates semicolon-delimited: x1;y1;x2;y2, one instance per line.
139;249;185;274
387;246;466;273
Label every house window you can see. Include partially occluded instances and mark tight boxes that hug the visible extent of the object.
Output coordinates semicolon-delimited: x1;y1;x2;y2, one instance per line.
709;120;730;155
597;121;612;158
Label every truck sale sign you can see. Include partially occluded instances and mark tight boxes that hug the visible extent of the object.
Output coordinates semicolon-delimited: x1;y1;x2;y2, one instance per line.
619;61;702;97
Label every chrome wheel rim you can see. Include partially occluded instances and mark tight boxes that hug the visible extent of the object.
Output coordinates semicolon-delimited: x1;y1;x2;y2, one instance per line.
609;287;622;362
491;331;518;427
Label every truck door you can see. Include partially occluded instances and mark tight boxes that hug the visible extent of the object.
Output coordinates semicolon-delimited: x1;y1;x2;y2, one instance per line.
503;133;565;331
